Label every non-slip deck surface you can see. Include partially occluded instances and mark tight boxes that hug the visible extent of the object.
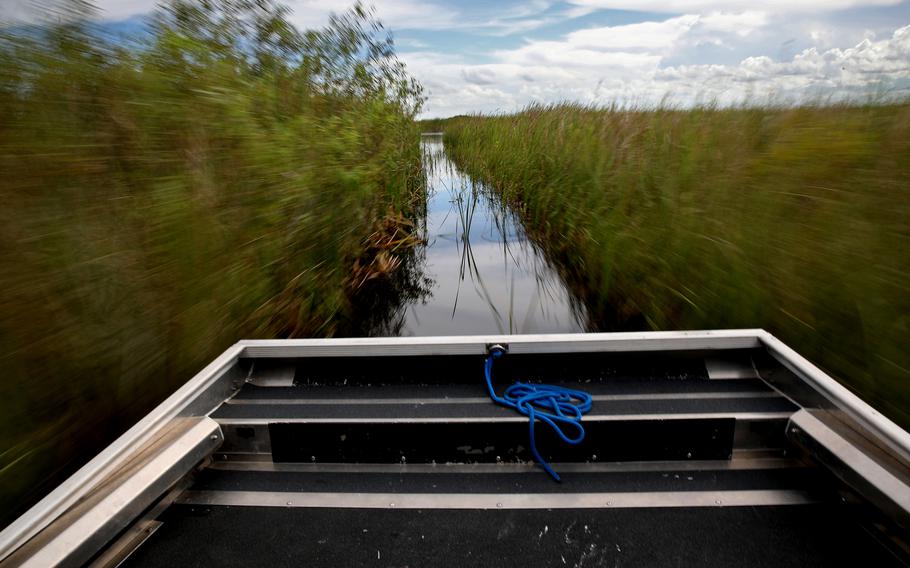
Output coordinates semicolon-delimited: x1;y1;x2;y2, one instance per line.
231;377;775;400
213;397;795;420
266;419;737;463
185;465;824;494
123;504;905;568
215;374;794;423
282;351;718;386
120;351;909;567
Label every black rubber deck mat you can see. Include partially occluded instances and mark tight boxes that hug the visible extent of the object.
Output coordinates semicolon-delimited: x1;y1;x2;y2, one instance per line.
190;465;823;494
215;396;795;420
269;419;736;463
286;350;721;386
123;504;906;568
231;378;775;400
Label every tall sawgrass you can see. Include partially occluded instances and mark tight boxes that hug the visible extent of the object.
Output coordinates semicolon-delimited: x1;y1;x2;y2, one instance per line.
0;0;424;523
442;102;910;427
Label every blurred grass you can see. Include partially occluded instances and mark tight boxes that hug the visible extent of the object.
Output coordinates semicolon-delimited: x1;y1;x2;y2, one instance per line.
440;102;910;428
0;1;424;523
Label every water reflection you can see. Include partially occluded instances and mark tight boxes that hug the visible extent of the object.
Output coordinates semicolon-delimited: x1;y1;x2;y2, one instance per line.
401;135;584;335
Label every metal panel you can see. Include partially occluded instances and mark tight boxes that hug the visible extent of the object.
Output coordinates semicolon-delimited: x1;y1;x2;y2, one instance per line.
0;344;244;563
788;409;910;527
216;412;794;425
705;356;759;380
238;330;764;358
207;455;804;474
223;391;781;405
177;488;816;509
86;520;162;568
1;418;222;568
247;363;295;387
760;332;910;464
268;418;736;464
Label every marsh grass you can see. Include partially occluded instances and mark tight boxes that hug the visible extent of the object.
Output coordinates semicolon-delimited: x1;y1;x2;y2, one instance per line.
0;0;425;523
441;102;910;427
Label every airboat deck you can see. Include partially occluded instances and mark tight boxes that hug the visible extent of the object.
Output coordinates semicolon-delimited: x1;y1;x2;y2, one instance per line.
1;331;909;567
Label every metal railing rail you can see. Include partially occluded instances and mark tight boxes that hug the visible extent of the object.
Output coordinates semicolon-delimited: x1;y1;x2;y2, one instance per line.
0;344;244;563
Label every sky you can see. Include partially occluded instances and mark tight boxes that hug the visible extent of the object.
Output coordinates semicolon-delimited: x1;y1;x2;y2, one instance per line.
3;0;910;117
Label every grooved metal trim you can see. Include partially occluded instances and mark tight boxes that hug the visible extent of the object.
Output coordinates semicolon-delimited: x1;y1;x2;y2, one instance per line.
177;489;817;509
0;345;244;563
207;456;803;474
224;391;782;405
4;418;222;568
760;332;910;464
788;410;910;517
214;412;794;425
237;330;765;358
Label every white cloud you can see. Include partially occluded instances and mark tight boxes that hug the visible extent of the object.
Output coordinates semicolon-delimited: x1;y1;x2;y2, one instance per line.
496;41;663;68
567;0;903;14
489;15;708;72
697;11;767;36
2;0;582;39
1;0;36;21
567;15;699;50
659;25;910;89
0;0;153;21
415;21;910;117
268;0;460;31
0;0;462;28
93;0;151;20
3;0;907;118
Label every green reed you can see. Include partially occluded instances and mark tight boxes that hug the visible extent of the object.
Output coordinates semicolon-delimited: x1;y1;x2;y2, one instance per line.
0;0;425;523
440;101;910;428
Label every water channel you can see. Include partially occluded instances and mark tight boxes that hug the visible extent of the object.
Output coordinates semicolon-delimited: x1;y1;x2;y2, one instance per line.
399;134;584;336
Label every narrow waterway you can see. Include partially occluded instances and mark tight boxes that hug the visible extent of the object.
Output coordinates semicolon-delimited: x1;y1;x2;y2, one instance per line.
400;134;584;335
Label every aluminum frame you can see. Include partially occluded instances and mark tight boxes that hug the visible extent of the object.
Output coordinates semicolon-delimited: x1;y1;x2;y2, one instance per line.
4;418;222;568
0;344;244;563
1;329;908;564
177;488;817;509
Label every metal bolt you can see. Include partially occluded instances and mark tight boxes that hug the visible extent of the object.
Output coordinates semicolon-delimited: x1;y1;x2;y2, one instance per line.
286;501;293;506
389;503;396;508
715;499;722;505
606;501;613;506
496;502;503;508
209;434;219;441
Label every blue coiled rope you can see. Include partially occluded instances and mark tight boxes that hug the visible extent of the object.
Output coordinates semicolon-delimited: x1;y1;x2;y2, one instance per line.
484;346;593;481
